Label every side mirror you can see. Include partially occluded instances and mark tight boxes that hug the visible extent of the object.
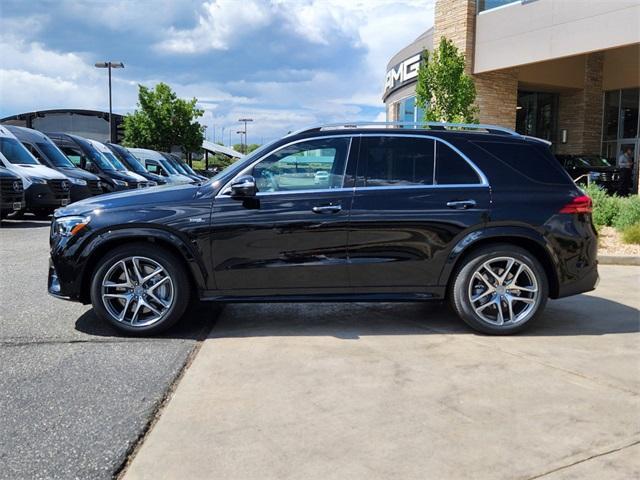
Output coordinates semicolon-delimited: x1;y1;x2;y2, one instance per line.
230;175;257;198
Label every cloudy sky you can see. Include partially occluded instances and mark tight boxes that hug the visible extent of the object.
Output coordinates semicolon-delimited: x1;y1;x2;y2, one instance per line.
0;0;434;144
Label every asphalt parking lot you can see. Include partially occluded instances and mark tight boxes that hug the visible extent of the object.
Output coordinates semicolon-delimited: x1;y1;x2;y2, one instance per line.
0;218;218;480
1;218;639;480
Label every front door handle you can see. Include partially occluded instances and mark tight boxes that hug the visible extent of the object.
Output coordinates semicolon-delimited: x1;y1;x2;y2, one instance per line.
312;204;342;214
446;199;477;209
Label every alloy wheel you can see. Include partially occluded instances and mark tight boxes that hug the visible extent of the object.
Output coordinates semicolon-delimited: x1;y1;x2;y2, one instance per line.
467;256;539;326
101;256;174;327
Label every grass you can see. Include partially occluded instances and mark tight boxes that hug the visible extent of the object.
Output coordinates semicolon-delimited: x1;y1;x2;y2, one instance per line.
621;224;640;245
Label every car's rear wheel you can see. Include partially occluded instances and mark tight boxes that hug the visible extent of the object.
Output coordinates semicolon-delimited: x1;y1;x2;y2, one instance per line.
90;244;190;335
449;244;548;335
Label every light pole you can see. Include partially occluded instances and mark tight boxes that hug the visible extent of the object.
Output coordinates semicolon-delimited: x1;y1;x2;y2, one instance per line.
238;118;253;153
236;130;246;153
95;61;124;143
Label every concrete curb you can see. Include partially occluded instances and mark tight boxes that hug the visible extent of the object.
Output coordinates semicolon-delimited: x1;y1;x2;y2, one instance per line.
598;255;640;266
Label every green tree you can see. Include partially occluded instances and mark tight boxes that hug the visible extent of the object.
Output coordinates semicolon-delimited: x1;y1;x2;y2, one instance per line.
415;37;478;124
233;143;260;155
123;83;204;154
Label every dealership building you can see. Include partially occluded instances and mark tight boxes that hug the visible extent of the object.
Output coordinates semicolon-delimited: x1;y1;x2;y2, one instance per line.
384;0;640;181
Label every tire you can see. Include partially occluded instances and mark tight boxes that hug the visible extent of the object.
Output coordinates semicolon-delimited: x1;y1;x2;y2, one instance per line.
90;243;191;335
449;244;548;335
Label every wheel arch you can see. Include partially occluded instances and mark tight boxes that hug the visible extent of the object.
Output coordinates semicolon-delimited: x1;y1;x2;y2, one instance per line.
78;229;206;304
440;228;560;299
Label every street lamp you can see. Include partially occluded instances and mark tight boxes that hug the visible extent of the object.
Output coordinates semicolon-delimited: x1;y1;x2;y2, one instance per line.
236;130;246;153
238;118;253;153
95;61;124;143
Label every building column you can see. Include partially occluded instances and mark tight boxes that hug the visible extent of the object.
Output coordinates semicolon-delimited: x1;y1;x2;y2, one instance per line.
434;0;518;129
556;52;604;155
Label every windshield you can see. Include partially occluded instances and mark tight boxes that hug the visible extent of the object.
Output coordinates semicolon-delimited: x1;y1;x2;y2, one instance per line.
0;137;40;165
180;160;198;176
163;155;189;175
102;151;127;171
113;147;147;174
37;142;74;168
82;143;116;171
576;156;614;168
158;158;179;174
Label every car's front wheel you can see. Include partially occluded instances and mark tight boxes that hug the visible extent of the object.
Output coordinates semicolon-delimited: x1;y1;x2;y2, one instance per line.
90;243;190;335
449;244;548;335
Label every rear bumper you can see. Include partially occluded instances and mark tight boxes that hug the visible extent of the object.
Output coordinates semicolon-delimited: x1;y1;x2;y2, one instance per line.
556;263;599;298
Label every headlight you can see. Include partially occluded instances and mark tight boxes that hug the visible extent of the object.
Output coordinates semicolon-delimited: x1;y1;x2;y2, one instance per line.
69;177;87;186
30;177;48;184
113;179;128;186
53;215;91;237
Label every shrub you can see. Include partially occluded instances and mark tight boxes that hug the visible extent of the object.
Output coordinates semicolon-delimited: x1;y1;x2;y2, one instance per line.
613;196;640;231
621;223;640;245
583;184;621;227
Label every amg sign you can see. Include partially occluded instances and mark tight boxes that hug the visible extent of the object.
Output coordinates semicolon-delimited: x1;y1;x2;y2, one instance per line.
384;54;421;95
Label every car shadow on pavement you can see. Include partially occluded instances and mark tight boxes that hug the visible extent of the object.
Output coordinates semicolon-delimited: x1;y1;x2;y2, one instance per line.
0;219;51;229
74;294;638;340
74;302;224;340
205;294;639;339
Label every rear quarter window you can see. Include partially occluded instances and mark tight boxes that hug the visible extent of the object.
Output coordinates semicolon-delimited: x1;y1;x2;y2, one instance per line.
473;141;571;185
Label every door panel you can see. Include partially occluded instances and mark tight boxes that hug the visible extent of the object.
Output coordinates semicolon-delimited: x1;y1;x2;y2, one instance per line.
211;191;352;292
348;186;490;289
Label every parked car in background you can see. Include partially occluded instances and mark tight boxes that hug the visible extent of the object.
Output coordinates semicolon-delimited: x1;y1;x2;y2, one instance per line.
48;133;151;192
314;170;330;185
105;143;167;186
0;163;25;219
86;139;156;188
127;148;193;185
7;126;103;202
161;152;208;181
555;154;624;195
48;122;598;336
0;126;70;217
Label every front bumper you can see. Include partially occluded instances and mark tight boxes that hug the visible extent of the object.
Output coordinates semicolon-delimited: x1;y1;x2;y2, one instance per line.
26;184;70;209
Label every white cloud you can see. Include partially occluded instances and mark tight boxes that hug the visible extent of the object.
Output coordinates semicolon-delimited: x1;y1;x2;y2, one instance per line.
156;0;273;53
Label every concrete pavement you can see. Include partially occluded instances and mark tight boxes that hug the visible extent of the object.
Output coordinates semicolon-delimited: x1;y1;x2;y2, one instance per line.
123;265;640;480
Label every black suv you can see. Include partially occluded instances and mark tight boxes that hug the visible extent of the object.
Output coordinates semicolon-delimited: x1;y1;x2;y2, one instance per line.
555;154;623;195
49;123;598;335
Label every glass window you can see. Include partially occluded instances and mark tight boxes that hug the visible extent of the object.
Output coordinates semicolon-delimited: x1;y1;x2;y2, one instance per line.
253;137;349;193
360;136;434;187
603;90;620;141
101;151;127;171
620;88;639;139
477;0;518;13
516;91;557;144
37;142;75;168
0;137;39;165
435;142;481;184
475;141;568;184
24;143;46;162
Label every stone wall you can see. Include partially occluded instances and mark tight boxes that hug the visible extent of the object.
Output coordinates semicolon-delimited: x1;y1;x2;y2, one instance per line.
434;0;518;128
556;52;604;155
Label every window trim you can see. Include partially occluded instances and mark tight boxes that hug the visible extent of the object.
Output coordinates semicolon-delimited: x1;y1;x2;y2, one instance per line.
216;133;488;198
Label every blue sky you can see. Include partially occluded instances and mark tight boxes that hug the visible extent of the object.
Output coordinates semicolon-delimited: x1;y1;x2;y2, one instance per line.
0;0;434;143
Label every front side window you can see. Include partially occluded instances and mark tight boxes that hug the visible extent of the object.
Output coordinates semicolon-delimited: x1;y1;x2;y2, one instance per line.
252;137;350;193
359;136;434;187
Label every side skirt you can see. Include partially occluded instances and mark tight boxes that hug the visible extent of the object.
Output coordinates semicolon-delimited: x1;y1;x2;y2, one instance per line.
199;289;446;303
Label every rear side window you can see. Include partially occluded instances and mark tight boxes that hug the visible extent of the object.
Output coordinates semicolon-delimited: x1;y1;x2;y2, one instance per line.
474;141;569;185
360;136;434;187
435;142;480;185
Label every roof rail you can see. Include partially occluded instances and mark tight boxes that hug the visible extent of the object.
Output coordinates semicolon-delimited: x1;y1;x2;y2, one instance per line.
288;121;521;137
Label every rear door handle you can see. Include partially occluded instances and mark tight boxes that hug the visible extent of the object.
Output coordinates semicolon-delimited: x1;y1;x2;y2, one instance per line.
446;200;476;209
312;204;342;214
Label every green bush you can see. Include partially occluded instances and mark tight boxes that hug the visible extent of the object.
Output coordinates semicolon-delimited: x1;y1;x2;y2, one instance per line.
621;223;640;245
613;196;640;231
583;184;621;227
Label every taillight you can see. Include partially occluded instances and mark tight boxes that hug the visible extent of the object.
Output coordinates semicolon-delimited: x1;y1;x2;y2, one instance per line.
559;195;592;214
